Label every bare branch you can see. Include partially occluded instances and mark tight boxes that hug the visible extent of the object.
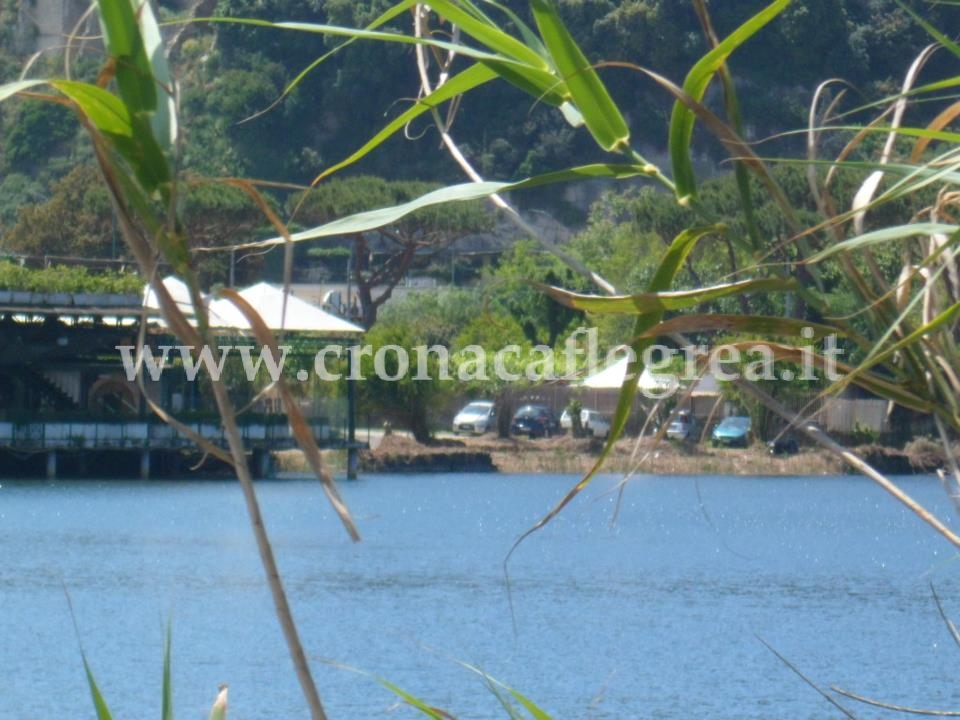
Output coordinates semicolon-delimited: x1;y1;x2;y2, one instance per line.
831;686;960;716
930;583;960;652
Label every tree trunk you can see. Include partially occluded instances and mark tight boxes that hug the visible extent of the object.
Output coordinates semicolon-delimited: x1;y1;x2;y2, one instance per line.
409;409;432;444
351;234;378;328
571;413;586;438
497;388;515;439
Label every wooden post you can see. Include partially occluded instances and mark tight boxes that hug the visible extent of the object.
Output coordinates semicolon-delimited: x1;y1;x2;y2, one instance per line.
139;449;151;480
46;450;57;480
346;351;358;480
254;449;272;479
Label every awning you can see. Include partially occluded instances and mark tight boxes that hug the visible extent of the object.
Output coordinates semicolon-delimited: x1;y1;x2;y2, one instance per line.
143;277;364;337
580;357;678;393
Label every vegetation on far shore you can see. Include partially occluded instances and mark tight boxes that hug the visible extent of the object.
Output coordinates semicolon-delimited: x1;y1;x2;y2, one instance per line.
0;260;143;294
272;433;959;478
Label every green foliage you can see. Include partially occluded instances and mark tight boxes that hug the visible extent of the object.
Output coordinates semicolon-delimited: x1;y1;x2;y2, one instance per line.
292;175;494;233
0;0;948;212
487;239;589;348
850;420;881;445
3;165;114;257
180;180;275;285
0;172;45;230
178;50;291;176
0;261;142;293
358;288;476;441
76;624;228;720
4;101;77;170
2;166;273;286
291;175;495;325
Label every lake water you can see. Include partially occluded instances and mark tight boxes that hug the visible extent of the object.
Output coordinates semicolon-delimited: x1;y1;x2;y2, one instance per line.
2;472;960;719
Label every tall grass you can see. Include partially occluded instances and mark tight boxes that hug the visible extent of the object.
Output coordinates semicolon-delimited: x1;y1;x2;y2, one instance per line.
1;0;359;717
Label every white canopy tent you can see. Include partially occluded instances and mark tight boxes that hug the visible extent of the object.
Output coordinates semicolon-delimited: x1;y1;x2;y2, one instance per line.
141;275;195;317
211;282;364;336
580;355;723;397
580;356;679;394
143;278;364;337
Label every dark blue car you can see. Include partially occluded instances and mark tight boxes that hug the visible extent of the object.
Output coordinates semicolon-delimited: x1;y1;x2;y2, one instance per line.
510;404;559;438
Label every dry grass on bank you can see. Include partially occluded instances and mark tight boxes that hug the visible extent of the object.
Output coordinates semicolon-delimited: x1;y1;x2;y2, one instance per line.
274;434;850;476
476;434;845;476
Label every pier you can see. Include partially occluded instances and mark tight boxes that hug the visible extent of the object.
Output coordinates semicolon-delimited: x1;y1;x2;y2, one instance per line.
0;285;367;478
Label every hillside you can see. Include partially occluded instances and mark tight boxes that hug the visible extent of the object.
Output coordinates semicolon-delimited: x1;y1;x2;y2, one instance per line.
0;0;950;254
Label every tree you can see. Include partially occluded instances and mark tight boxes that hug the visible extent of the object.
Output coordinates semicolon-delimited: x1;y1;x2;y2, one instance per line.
292;176;495;327
179;181;275;287
0;172;46;234
2;166;272;286
357;288;479;442
486;239;589;348
3;100;77;172
3;165;114;258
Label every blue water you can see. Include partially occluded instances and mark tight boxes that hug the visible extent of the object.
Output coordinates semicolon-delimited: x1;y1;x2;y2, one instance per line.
2;473;960;719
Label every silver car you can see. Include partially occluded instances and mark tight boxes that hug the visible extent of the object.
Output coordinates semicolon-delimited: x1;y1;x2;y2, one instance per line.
452;400;496;435
666;416;695;441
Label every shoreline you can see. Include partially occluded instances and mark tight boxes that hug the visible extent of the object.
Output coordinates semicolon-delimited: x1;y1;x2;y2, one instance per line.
274;434;949;477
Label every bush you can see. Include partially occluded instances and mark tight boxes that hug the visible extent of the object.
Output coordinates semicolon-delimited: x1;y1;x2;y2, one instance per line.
904;437;947;472
0;261;142;294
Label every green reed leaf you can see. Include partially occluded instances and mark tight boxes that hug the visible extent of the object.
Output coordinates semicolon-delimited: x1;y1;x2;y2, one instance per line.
895;0;960;59
264;164;650;246
648;314;841;340
134;0;177;152
669;0;789;200
529;0;629;151
508;225;724;560
315;63;498;183
0;79;45;103
457;660;552;719
539;278;795;314
275;20;502;61
82;655;115;720
97;0;157;115
49;80;133;137
161;623;173;720
506;686;552;720
480;0;548;57
729;341;939;418
377;678;454;719
425;0;550;69
809;223;959;261
270;13;569;124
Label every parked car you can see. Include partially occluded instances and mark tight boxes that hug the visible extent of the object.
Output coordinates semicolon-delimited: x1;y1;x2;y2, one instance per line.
560;408;611;438
711;416;752;447
767;434;799;455
510;404;559;438
582;409;611;439
452;400;496;435
666;415;696;441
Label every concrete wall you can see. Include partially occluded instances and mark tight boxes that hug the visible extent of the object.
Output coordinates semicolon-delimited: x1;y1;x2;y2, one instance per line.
18;0;99;53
